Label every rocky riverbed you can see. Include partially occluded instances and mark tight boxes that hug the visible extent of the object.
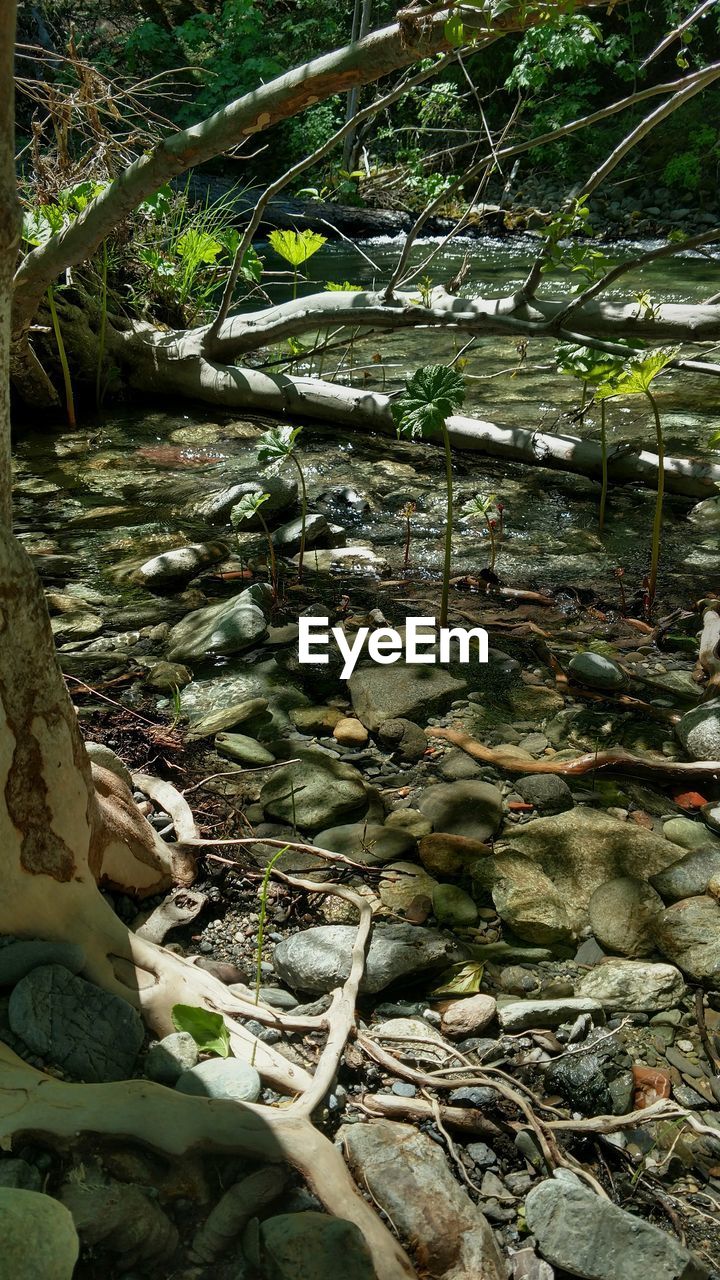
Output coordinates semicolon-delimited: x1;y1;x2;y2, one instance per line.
3;402;720;1279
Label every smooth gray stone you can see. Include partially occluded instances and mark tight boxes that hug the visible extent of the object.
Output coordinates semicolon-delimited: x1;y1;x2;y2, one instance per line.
274;922;464;994
8;965;144;1083
175;1056;262;1103
0;940;85;987
0;1189;79;1280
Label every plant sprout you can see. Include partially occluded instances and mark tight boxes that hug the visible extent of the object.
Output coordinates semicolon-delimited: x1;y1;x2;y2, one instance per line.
400;501;416;573
392;365;466;627
268;228;327;300
463;493;501;574
596;347;679;615
257;424;308;582
556;342;628;530
231;490;278;599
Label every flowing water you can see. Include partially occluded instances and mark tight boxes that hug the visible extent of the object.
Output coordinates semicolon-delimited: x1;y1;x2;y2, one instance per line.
12;235;720;628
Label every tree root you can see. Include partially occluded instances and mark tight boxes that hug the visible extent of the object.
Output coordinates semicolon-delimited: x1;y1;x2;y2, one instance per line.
427;726;720;782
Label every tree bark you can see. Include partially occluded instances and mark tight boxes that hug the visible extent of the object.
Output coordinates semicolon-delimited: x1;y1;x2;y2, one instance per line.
0;0;19;528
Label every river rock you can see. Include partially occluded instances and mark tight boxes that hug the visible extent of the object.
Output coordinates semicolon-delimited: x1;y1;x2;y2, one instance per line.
441;993;497;1038
688;495;720;530
418;781;503;842
655;895;720;982
294;546;389;575
576;959;685;1011
349;663;466;731
526;1174;710;1280
418;831;490;876
273;922;464;994
166;586;268;662
214;732;275;766
145;1032;199;1085
675;699;720;762
271;513;328;554
145;661;193;691
132;542;227;589
258;1212;375;1280
8;964;144;1083
332;717;369;747
662;816;720;852
340;1120;507;1280
314;822;415;866
187;697;269;738
498;998;604;1032
514;774;574;813
377;717;428;761
260;749;368;831
289;704;343;734
0;1189;79;1280
588;877;665;956
432;882;479;927
372;1016;449;1066
651;847;720;902
385;808;432;839
175;1057;262;1103
568;652;626;690
193;476;297;525
474;809;685;945
379;862;439;913
701;800;720;834
0;939;85;987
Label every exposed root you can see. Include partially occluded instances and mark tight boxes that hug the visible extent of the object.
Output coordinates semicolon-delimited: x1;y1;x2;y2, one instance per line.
427;726;720;781
91;765;197;895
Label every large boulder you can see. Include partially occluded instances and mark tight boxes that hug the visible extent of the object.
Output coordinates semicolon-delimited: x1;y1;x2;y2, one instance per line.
526;1174;709;1280
340;1120;507;1280
166;586;268;662
0;1189;79;1280
473;808;685;946
273;922;464;994
349;663;466;732
418;780;503;842
675;699;720;762
260;750;368;831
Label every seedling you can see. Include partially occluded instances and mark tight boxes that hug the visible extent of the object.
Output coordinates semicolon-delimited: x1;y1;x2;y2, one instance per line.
391;365;466;628
463;493;501;574
268;228;327;300
556;342;628;530
257;425;309;582
400;501;416;572
232;490;278;599
252;845;290;1066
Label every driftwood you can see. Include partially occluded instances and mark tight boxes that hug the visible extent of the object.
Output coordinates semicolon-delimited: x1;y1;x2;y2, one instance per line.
427;726;720;782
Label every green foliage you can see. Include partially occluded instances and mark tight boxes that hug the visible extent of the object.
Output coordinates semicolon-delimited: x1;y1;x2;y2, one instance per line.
257;424;303;465
172;1004;231;1058
22;180;108;247
507;15;626;92
232;490;271;525
391;364;466;439
662;127;717;192
595;348;679;401
268;229;327;269
430;961;485;997
324;281;362;292
555;342;629;386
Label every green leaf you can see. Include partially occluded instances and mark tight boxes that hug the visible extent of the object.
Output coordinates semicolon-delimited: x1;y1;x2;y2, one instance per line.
232;490;271;524
555;342;629;386
324;280;362;292
596;347;680;400
240;245;263;283
176;228;224;266
463;493;497;520
268;228;327;267
257;424;302;464
708;431;720;449
171;1004;230;1057
430;961;485;997
391;364;466;439
444;14;465;47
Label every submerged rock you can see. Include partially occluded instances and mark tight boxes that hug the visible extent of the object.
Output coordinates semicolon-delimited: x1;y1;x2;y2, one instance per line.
474;808;685;946
655;895;720;982
675;699;720;762
166;586;269;662
349;663;466;731
418;780;503;842
340;1120;507;1280
273;922;464;994
514;773;574;814
568;652;625;691
651;847;720;902
132;541;226;589
588;877;665;957
378;717;428;762
214;731;275;766
294;546;389;576
314;821;415;866
260;749;368;831
526;1174;709;1280
271;513;328;554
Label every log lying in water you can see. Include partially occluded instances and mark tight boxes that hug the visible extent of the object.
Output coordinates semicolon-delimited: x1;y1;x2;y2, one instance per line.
129;351;720;500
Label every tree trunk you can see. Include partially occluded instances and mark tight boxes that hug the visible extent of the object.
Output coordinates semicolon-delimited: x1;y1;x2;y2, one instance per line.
0;0;19;529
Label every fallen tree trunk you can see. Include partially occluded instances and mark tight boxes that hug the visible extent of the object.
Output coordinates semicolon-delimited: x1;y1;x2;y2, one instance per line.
125;344;720;499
